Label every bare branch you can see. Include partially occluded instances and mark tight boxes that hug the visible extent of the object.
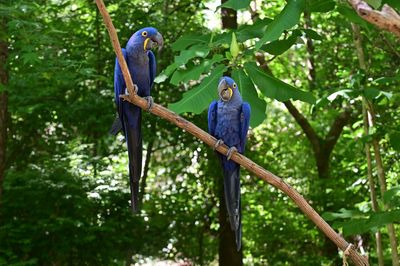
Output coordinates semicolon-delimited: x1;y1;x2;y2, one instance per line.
348;0;400;38
94;0;369;265
323;108;352;155
283;101;321;155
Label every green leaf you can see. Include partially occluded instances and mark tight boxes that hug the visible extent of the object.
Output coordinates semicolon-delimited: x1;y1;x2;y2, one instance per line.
170;55;225;86
155;63;178;83
389;132;400;151
365;0;381;9
174;45;210;66
337;5;370;28
255;0;306;49
236;19;273;41
383;186;400;206
261;30;302;56
232;69;267;127
306;0;335;13
230;32;239;59
219;0;251;11
322;208;365;221
302;29;324;40
383;0;400;11
171;34;211;51
364;88;392;100
168;65;226;114
244;62;316;104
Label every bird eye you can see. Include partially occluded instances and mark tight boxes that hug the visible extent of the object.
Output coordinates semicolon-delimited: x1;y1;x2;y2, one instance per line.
142;31;148;37
233;83;237;88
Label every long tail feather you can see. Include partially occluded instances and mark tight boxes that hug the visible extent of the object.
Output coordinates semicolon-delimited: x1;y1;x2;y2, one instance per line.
223;163;242;251
123;110;142;213
109;116;123;136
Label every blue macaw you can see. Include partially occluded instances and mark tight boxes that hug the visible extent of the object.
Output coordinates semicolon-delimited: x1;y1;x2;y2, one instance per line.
208;76;251;251
110;27;163;212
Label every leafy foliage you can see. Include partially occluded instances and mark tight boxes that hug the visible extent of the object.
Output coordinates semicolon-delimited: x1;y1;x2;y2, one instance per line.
1;0;400;265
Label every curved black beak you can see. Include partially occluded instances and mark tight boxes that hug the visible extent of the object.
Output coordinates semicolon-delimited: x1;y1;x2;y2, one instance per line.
150;32;164;52
218;79;233;102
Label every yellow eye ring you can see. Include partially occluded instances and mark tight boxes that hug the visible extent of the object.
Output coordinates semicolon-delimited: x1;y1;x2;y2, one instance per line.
233;83;237;88
141;31;148;37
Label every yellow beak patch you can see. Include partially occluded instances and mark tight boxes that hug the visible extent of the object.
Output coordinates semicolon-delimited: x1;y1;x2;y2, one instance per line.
143;38;150;51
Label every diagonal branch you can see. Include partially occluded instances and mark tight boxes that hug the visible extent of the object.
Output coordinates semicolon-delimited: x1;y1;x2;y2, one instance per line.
324;108;352;155
348;0;400;38
94;0;369;265
284;100;321;155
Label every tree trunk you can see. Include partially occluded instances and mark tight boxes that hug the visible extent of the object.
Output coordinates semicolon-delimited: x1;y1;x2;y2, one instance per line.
0;17;8;200
218;171;243;266
352;23;399;266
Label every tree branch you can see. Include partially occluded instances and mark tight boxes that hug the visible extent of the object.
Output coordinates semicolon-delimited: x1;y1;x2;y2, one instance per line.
284;101;321;155
323;108;352;155
348;0;400;38
94;0;369;265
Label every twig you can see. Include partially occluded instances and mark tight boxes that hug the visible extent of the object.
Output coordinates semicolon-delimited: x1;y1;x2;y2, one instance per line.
348;0;400;38
94;0;369;265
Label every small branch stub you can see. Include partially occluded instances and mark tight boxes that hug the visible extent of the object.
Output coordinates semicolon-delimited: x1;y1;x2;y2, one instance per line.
348;0;400;37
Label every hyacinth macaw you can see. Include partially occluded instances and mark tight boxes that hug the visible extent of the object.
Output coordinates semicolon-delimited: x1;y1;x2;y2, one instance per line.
208;76;251;251
110;27;163;212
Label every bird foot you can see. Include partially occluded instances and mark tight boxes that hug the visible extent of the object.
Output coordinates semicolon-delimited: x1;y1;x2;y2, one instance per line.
226;146;238;160
213;139;224;150
120;85;139;101
125;84;138;95
144;96;154;111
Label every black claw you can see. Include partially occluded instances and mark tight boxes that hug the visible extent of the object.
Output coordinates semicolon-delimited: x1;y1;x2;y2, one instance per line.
213;139;224;150
227;147;238;160
144;96;154;110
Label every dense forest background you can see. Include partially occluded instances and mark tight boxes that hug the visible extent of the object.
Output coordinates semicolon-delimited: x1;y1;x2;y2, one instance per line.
0;0;399;265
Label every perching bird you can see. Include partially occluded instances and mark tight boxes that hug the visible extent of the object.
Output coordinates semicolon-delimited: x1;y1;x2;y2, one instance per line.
110;27;163;212
208;76;251;251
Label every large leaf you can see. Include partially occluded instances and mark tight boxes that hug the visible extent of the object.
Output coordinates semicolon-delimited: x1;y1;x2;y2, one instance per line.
261;30;302;56
236;19;273;41
323;208;400;236
174;44;210;66
171;34;211;51
384;186;400;206
255;0;305;49
365;0;381;9
244;62;315;104
389;132;400;152
170;55;225;86
232;69;267;127
168;65;226;114
219;0;251;11
383;0;400;11
306;0;335;13
337;5;371;28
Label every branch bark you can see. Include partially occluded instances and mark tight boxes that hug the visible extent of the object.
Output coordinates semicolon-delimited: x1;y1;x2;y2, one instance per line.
94;0;369;264
348;0;400;38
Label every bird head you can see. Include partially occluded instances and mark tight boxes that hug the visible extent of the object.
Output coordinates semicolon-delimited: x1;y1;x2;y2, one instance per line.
129;27;164;52
218;76;238;102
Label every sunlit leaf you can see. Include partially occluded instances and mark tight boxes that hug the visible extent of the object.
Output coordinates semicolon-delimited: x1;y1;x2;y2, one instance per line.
232;69;267;127
171;34;211;51
218;0;251;11
168;65;226;114
244;62;315;104
255;0;305;49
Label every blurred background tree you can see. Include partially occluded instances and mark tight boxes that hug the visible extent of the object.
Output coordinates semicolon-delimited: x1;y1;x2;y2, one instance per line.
0;0;399;265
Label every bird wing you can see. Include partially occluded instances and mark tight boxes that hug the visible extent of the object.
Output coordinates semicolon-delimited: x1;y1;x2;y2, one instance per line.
110;48;128;135
207;100;218;136
239;102;251;153
148;50;156;90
